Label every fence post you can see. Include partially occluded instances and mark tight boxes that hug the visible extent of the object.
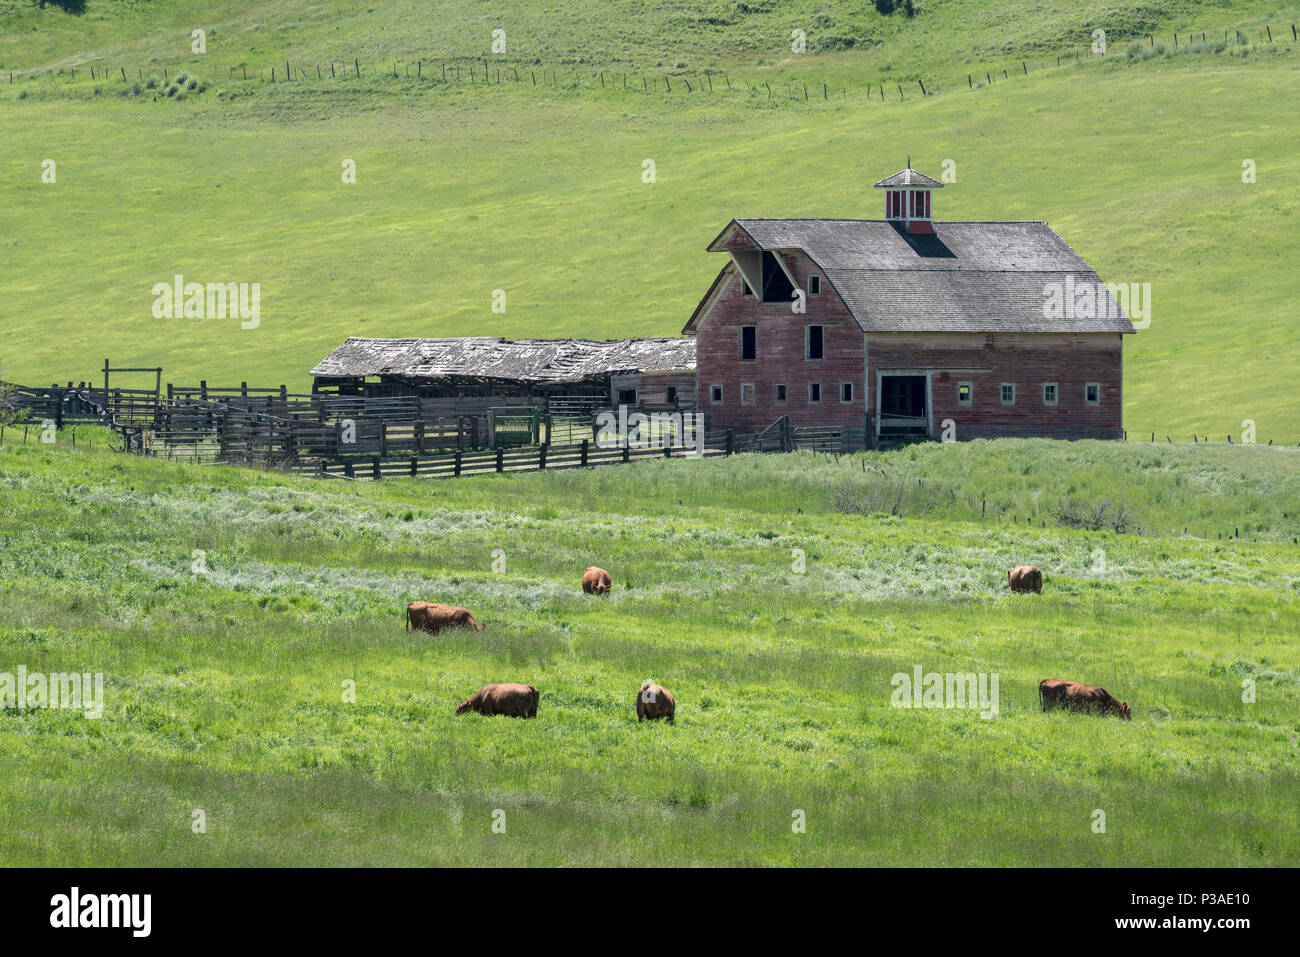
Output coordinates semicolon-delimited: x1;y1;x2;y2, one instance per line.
410;456;417;477
415;421;426;454
726;430;735;455
539;444;548;470
372;456;381;480
454;450;462;477
580;439;588;467
496;448;504;473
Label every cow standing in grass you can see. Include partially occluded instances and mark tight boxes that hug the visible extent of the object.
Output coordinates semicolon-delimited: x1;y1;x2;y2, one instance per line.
582;566;612;595
456;683;539;718
636;680;675;722
1008;564;1043;593
1039;679;1130;719
406;602;483;635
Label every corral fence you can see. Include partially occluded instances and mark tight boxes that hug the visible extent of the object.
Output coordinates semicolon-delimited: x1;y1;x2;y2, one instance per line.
288;432;737;481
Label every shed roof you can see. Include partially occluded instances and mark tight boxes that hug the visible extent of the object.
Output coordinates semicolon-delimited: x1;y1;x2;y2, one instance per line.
690;219;1134;334
311;336;696;383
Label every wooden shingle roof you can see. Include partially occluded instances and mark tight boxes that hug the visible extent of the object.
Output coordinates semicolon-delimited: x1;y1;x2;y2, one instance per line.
691;219;1134;334
311;336;696;383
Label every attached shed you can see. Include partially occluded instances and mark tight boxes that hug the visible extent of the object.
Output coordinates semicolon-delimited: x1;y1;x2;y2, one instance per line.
310;336;697;410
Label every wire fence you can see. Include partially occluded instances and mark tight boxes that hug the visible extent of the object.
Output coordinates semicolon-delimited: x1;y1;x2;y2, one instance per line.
8;21;1296;104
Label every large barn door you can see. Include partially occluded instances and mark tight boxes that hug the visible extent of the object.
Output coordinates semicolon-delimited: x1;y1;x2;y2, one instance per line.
878;374;929;437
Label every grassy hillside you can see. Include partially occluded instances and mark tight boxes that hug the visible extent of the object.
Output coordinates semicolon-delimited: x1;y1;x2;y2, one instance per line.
1;436;1297;865
0;0;1297;443
2;0;1290;75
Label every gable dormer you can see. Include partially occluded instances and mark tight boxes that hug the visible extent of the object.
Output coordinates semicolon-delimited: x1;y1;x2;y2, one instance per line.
874;166;943;235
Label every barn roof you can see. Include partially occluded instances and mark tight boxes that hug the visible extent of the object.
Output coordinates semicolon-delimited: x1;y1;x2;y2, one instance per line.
310;336;696;383
689;219;1134;334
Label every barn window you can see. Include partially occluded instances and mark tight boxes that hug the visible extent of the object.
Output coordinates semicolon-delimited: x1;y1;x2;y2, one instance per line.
1086;383;1100;405
806;324;824;360
710;384;723;403
740;382;755;405
808;275;821;295
760;251;795;304
808;382;821;403
739;325;756;361
741;280;752;296
774;383;787;403
666;386;678;404
957;382;972;405
840;382;854;403
1000;383;1016;404
617;388;637;406
1042;383;1058;405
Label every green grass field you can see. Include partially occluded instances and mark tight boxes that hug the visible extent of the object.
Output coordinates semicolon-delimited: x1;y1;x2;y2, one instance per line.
1;435;1297;865
1;0;1298;869
1;1;1298;441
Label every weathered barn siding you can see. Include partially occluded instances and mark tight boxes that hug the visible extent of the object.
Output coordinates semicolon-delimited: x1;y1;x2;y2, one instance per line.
866;333;1124;440
610;370;698;406
694;252;865;432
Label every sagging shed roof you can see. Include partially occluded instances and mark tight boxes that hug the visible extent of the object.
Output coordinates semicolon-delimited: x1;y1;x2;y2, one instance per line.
689;219;1134;335
311;336;696;384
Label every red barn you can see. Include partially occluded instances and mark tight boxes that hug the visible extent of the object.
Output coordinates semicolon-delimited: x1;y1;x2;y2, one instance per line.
683;167;1135;442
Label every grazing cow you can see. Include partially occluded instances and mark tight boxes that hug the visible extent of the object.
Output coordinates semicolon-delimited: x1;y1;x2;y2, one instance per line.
456;683;539;718
636;680;675;723
1008;564;1043;593
582;566;612;595
406;601;484;635
1039;678;1131;720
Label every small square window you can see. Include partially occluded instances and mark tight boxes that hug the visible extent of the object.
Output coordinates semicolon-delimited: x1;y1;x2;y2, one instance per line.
740;383;754;405
617;388;637;406
808;382;821;403
806;325;824;360
741;281;752;296
808;275;821;295
774;383;787;403
840;382;853;403
957;382;972;405
710;384;723;403
1043;383;1058;405
739;325;756;361
666;386;677;404
1001;383;1016;405
1085;383;1100;405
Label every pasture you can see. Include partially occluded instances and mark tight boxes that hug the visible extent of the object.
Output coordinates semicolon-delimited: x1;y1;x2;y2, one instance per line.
1;435;1296;866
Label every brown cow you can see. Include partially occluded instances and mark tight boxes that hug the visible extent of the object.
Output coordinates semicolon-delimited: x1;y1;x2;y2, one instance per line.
455;683;539;718
406;602;484;635
1008;564;1043;593
635;680;675;722
1039;678;1131;720
582;566;612;595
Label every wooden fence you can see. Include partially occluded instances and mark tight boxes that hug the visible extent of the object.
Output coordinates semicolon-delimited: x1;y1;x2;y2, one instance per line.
288;432;734;480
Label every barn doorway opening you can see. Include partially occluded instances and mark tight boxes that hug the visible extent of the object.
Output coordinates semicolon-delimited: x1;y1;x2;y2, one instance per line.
878;374;929;437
